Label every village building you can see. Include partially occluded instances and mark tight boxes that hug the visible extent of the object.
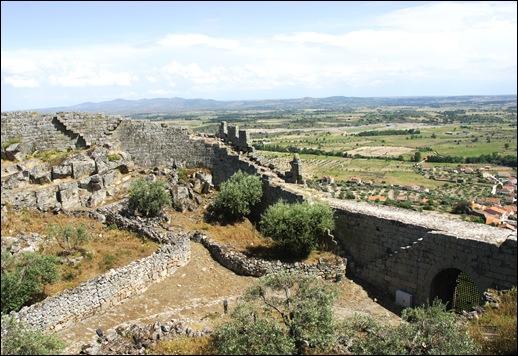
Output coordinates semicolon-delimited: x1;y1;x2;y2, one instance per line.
348;177;362;184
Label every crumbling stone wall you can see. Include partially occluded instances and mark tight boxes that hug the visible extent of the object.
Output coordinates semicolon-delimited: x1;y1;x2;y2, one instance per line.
191;231;347;280
8;203;191;332
216;121;253;152
12;239;190;332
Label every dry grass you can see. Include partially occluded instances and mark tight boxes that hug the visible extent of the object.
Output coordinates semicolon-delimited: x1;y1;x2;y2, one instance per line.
1;208;160;297
149;335;217;355
468;287;517;355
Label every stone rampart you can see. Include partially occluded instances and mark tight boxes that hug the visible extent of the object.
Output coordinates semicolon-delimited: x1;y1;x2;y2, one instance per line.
330;200;516;305
2;112;516;307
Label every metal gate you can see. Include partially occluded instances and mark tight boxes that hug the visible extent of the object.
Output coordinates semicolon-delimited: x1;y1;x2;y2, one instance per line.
452;271;480;312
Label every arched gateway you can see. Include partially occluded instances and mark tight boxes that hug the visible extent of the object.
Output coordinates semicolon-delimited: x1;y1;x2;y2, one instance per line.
430;268;480;312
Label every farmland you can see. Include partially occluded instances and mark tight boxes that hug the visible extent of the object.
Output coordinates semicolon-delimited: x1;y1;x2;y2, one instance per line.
149;98;516;223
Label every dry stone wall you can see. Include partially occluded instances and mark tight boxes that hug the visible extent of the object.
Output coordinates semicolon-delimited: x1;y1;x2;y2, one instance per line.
9;205;191;332
2;111;516;308
12;239;189;332
191;231;347;280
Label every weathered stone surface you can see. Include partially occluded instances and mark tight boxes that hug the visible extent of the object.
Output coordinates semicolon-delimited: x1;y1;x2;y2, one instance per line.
89;174;104;191
35;186;58;211
87;189;107;208
2;171;29;189
52;164;73;180
171;185;192;212
68;153;96;179
2;142;30;161
58;181;80;209
28;163;52;185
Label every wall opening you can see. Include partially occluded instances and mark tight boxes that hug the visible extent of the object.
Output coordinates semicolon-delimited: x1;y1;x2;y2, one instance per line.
430;268;480;312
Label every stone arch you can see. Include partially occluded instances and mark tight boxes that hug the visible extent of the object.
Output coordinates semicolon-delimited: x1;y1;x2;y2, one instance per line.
427;266;481;312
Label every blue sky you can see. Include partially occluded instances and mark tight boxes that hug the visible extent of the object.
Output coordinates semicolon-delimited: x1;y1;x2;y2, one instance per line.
1;1;516;111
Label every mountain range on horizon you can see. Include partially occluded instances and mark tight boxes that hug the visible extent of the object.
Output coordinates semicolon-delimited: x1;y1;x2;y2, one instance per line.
14;94;518;116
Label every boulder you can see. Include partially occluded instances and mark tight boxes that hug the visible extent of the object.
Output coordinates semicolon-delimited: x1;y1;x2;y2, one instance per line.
52;164;73;180
69;153;96;179
28;163;52;185
58;181;80;209
35;186;59;211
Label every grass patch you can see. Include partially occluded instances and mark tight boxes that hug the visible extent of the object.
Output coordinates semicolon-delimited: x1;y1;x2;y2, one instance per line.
32;149;81;166
108;153;121;161
1;137;22;149
1;209;160;297
150;335;217;355
468;287;517;355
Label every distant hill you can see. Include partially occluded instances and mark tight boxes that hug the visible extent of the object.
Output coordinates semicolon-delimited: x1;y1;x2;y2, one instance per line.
31;95;517;115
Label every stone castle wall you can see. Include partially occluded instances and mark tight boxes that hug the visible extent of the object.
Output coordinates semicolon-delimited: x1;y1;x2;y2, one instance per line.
2;112;516;307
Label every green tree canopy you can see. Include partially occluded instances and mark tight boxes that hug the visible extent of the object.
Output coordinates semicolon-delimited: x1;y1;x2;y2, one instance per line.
128;178;172;217
214;271;339;355
1;315;66;355
260;200;335;258
211;170;263;222
341;299;481;355
45;224;89;255
1;251;60;314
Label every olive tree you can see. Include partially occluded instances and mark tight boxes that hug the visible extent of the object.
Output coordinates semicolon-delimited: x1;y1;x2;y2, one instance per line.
211;170;263;222
128;178;172;217
1;315;66;355
214;271;339;355
45;224;89;255
260;200;335;258
1;251;60;314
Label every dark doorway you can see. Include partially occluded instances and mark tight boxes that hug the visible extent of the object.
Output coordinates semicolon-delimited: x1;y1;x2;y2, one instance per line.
430;268;480;312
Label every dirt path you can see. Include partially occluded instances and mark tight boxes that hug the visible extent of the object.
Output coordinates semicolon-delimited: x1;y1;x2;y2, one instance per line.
59;242;256;354
59;241;402;354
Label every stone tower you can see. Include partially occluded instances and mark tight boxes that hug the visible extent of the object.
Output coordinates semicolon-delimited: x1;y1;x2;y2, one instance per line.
289;153;304;184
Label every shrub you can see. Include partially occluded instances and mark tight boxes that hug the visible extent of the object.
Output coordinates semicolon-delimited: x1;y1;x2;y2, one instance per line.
341;299;481;355
1;251;60;314
260;200;335;259
1;315;66;355
213;271;339;355
469;287;517;355
45;224;90;255
211;170;263;222
107;153;121;161
98;253;117;272
128;178;172;217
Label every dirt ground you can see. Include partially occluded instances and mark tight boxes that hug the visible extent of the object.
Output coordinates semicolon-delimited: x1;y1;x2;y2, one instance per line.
60;239;402;354
346;145;414;157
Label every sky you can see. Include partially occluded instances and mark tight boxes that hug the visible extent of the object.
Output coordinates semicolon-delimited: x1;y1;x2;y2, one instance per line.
1;1;517;111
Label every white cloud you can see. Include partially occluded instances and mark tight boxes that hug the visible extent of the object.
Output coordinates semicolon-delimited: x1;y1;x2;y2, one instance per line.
1;1;515;110
157;34;240;49
48;62;137;87
3;75;39;88
149;89;178;96
162;61;225;84
1;57;38;74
